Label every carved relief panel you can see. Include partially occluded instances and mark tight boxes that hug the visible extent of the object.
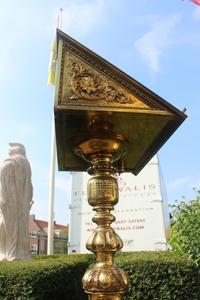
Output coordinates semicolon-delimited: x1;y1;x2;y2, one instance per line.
59;49;151;110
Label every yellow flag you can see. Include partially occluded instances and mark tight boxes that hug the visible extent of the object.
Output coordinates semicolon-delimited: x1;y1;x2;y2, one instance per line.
47;39;57;85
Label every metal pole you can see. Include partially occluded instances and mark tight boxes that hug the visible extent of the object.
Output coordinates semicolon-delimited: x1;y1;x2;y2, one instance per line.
47;118;56;254
37;231;41;255
47;8;63;255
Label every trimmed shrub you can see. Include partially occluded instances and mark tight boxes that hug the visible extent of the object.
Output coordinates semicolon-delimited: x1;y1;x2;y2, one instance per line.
116;252;200;300
0;252;199;299
0;254;92;300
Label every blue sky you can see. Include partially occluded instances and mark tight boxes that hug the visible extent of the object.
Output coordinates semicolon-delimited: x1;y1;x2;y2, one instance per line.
0;0;200;225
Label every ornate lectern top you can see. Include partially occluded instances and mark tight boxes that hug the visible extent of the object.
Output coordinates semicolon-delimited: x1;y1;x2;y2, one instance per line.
54;29;187;175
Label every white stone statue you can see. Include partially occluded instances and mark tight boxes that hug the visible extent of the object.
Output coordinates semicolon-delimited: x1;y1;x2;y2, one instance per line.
0;143;33;261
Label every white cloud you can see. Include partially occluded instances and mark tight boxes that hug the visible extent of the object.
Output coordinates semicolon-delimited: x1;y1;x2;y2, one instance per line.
168;176;192;190
55;176;72;192
134;14;181;74
166;175;200;203
61;0;105;37
15;122;37;135
191;177;200;190
30;197;49;221
0;0;106;84
0;2;52;84
31;172;72;224
168;175;200;191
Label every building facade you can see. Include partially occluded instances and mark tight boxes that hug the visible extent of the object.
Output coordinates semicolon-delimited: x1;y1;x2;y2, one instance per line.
68;155;169;253
29;215;68;255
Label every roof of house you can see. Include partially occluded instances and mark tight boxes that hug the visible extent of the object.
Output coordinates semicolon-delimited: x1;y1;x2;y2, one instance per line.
30;215;68;236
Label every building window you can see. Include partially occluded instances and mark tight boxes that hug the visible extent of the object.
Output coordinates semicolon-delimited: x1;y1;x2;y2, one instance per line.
31;244;38;254
55;230;60;237
30;231;37;237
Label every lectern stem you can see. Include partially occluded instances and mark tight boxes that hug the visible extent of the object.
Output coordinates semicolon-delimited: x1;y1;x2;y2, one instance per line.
82;153;128;300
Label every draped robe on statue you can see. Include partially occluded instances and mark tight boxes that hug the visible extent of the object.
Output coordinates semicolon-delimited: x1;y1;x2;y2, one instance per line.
0;144;33;261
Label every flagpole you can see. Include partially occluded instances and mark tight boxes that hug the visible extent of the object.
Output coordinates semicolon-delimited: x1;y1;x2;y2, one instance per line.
47;8;63;255
47;118;56;254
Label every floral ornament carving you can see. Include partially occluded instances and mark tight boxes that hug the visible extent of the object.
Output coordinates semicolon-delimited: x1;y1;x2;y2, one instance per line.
70;63;134;104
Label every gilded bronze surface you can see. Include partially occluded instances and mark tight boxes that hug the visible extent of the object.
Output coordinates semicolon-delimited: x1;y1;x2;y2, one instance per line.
54;30;186;175
59;47;152;109
78;138;129;300
54;29;187;300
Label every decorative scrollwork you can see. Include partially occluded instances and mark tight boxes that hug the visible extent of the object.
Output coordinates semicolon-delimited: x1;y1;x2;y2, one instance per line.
70;63;134;104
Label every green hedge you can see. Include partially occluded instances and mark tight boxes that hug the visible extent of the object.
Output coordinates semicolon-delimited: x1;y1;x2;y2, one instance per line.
117;252;200;300
0;254;91;300
0;252;199;300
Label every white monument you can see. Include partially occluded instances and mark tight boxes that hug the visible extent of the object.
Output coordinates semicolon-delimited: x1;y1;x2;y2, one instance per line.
68;155;169;253
0;143;33;261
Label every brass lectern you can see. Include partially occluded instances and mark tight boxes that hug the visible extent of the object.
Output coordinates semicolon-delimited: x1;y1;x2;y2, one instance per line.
54;29;187;300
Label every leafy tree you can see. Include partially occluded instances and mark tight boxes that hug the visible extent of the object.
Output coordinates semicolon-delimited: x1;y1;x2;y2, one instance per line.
168;190;200;264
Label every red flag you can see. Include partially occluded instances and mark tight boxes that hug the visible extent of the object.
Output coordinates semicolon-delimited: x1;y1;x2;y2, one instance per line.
190;0;200;5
